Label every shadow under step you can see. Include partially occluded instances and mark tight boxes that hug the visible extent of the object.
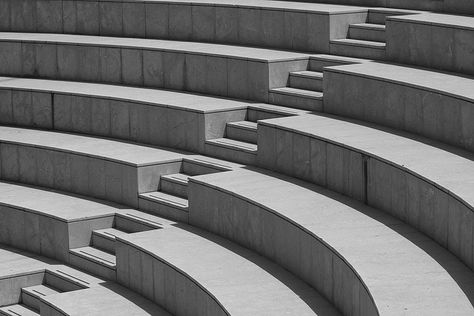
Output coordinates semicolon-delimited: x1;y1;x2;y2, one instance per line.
226;121;257;144
247;103;311;121
289;71;323;91
139;191;189;223
21;284;60;312
330;38;386;60
205;138;257;165
69;246;116;281
269;87;323;111
92;228;129;255
349;23;386;42
160;173;189;199
0;304;38;316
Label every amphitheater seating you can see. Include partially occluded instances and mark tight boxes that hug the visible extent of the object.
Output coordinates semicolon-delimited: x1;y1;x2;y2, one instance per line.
258;113;474;270
187;168;474;315
0;0;473;315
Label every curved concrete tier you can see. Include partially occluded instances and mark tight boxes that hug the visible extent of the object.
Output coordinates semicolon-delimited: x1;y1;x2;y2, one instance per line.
0;245;170;316
0;77;248;153
323;62;474;152
0;0;368;53
116;226;340;316
187;168;474;315
0;32;309;102
258;113;474;270
386;13;474;75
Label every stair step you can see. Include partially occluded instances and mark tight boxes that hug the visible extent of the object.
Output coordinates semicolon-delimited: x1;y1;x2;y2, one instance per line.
139;191;189;223
349;23;386;42
0;304;39;316
21;284;60;311
269;87;323;111
92;228;129;254
330;38;386;60
289;71;323;91
309;54;369;72
368;8;421;24
226;121;258;144
205;138;257;165
69;246;116;280
160;173;189;199
247;103;311;121
181;158;233;176
44;270;89;292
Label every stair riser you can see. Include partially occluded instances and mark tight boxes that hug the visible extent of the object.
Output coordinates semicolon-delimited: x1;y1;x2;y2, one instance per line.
289;75;323;91
330;43;386;60
114;216;155;233
69;253;116;281
269;92;323;111
204;143;257;165
138;198;189;223
226;125;257;144
91;233;116;255
181;161;223;176
309;60;350;72
160;179;188;199
247;109;285;122
349;27;385;42
44;273;84;292
20;292;39;312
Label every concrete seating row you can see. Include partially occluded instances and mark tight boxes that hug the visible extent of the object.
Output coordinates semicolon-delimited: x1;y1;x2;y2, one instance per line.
0;246;170;315
257;113;474;271
0;0;368;53
116;225;340;316
186;167;474;315
386;13;474;75
323;61;474;152
0;32;309;102
0;77;247;153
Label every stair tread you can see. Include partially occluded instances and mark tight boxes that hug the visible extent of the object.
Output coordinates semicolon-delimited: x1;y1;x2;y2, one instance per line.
140;191;189;209
290;70;323;79
271;87;324;99
70;246;116;267
206;138;258;153
331;38;386;48
161;173;190;184
350;23;386;30
93;228;129;240
226;121;258;131
0;304;39;316
22;284;61;298
248;103;311;117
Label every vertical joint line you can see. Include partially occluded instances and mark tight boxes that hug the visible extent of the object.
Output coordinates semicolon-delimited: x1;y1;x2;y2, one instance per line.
363;154;369;205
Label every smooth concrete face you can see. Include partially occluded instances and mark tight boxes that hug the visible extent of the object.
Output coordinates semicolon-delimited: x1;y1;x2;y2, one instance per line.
0;0;370;53
0;35;310;102
323;64;474;152
386;14;474;76
257;114;474;272
0;272;44;306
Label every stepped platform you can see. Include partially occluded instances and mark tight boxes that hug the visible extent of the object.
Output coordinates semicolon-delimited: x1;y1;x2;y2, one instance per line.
323;61;474;152
187;168;474;315
0;77;248;153
117;226;340;316
258;113;474;270
0;0;368;53
386;13;474;75
0;246;169;315
0;33;310;102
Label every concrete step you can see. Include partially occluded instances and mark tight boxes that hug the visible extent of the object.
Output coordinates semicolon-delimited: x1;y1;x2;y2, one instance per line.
160;173;190;199
269;87;323;111
247;103;311;122
43;270;88;292
368;8;422;24
205;138;257;165
21;284;61;311
115;212;168;233
0;304;38;316
181;158;234;176
349;23;386;42
69;246;116;280
289;71;323;91
92;228;129;255
330;38;386;60
226;121;258;144
139;191;189;223
308;54;369;72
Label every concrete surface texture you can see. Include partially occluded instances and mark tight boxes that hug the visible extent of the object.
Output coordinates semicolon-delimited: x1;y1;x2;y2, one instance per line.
0;0;473;316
